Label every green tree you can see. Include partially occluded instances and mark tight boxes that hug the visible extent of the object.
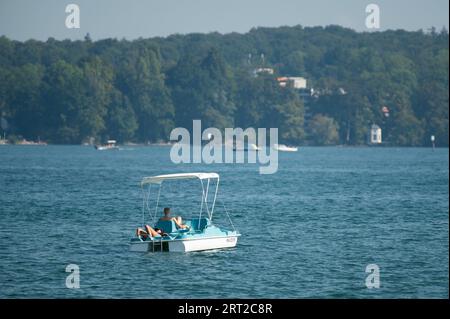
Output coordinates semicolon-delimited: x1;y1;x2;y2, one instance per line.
41;60;84;143
8;64;45;139
117;44;174;142
306;114;340;145
105;89;138;142
77;56;114;142
168;48;235;131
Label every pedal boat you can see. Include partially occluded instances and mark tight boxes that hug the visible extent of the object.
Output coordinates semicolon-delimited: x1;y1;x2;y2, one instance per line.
130;172;240;252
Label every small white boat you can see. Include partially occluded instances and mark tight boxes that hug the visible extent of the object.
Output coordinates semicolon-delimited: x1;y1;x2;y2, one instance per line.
130;172;240;253
233;143;260;151
273;144;298;152
94;140;119;150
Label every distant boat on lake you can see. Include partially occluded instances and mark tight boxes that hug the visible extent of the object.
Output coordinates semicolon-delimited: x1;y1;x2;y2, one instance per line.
273;144;298;152
233;143;261;151
94;140;119;151
15;138;47;146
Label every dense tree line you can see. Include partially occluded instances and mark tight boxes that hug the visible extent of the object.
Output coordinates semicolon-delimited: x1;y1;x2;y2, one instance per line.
0;25;448;146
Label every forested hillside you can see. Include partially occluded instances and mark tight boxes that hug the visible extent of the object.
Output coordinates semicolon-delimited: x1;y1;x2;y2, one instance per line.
0;25;448;146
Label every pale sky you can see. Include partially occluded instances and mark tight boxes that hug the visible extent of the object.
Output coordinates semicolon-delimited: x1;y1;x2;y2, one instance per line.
0;0;448;41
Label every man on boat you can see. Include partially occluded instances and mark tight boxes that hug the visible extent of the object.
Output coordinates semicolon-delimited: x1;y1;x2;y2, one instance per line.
135;208;189;240
159;207;189;229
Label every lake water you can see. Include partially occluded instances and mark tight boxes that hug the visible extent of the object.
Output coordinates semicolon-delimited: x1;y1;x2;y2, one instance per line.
0;145;448;298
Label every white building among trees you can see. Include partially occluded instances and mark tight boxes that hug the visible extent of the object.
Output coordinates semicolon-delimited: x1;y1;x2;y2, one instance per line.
369;124;382;144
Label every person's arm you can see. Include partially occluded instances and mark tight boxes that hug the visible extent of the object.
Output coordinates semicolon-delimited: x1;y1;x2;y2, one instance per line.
171;217;188;229
171;217;182;228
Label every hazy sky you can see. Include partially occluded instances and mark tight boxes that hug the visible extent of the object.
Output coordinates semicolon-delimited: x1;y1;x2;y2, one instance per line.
0;0;448;41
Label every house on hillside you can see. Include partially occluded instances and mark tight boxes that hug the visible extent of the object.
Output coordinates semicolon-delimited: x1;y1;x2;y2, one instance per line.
277;76;307;89
369;124;382;144
253;68;274;77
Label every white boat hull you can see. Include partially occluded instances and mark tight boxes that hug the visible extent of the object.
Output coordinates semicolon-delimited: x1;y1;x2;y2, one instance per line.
170;236;238;252
273;144;298;152
130;235;239;253
130;241;153;252
95;146;119;151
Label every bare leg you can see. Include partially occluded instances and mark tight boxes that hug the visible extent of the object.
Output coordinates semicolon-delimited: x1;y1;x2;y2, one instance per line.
145;225;160;237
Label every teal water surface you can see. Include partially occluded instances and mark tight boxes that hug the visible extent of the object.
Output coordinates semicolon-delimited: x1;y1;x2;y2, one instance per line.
0;146;448;298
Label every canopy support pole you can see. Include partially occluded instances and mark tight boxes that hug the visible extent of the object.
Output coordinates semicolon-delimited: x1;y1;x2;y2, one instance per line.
210;177;220;220
199;179;205;228
141;185;146;227
205;178;211;219
153;183;162;224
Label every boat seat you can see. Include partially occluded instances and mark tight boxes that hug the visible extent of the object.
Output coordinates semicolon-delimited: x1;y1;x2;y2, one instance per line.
189;218;210;231
154;220;178;234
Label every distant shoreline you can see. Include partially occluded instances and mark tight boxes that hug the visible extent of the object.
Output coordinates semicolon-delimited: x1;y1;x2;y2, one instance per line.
0;142;446;148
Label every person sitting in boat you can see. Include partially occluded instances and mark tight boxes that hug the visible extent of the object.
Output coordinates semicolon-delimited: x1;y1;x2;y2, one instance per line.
136;225;167;240
159;207;189;229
